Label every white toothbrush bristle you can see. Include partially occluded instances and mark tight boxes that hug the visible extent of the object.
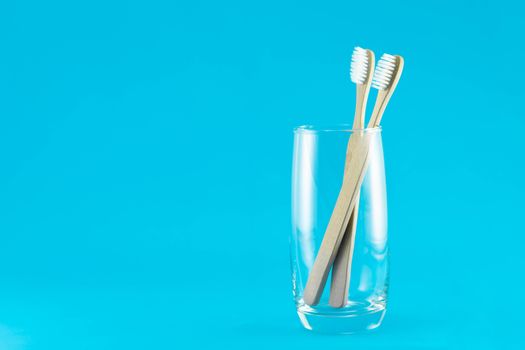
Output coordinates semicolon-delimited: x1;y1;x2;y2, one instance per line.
350;47;369;84
372;54;397;90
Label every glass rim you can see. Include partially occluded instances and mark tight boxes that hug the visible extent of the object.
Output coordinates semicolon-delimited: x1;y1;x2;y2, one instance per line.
293;124;382;134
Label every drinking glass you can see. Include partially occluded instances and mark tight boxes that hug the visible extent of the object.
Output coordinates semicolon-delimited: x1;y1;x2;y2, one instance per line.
291;124;388;333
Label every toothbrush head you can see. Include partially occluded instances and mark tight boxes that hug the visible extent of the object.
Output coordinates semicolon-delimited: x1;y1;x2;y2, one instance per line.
350;47;372;85
372;54;403;90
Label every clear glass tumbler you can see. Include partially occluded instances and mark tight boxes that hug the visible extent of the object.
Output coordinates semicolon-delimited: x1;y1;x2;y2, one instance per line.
291;124;388;334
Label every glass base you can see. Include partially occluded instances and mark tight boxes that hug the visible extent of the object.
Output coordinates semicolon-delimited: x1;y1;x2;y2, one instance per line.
296;302;386;334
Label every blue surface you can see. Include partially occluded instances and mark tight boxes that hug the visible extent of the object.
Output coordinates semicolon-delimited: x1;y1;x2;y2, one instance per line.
1;0;524;348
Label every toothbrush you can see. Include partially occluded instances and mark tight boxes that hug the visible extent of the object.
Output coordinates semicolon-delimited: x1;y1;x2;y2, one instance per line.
328;47;375;307
368;54;404;128
303;47;375;306
328;53;405;307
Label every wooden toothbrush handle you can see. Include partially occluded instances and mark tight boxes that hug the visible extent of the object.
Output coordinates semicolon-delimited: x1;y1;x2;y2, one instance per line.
329;91;390;308
303;134;371;306
328;129;364;308
329;194;359;307
329;86;367;308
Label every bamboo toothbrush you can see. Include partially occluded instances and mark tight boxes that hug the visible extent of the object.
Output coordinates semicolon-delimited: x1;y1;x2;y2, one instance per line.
329;48;375;307
303;47;375;306
368;54;404;128
328;53;405;308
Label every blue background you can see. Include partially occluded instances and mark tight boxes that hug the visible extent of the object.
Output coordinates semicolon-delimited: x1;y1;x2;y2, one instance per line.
1;0;524;349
